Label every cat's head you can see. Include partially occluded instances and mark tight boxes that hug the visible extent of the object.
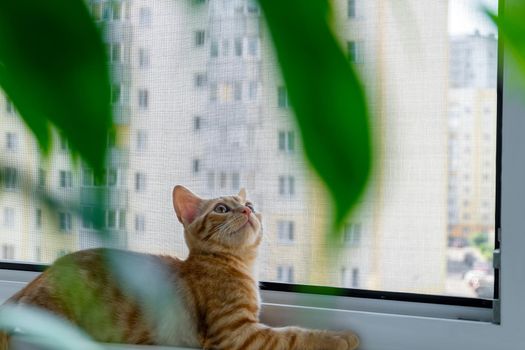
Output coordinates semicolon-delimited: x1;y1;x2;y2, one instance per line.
172;185;262;255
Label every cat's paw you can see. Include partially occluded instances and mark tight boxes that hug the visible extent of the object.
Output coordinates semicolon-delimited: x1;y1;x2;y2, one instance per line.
333;331;360;350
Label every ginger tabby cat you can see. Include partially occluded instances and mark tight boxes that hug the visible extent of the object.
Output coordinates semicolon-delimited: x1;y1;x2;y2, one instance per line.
1;186;359;350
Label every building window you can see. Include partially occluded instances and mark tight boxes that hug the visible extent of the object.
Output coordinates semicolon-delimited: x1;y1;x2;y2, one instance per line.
59;134;69;151
2;245;15;260
234;82;242;101
222;39;230;56
35;247;41;262
91;2;102;21
137;130;148;151
135;214;145;232
138;89;149;109
234;37;243;57
347;41;363;63
209;83;218;101
277;265;294;283
59;170;72;188
82;206;96;229
3;167;19;190
6;132;17;151
5;96;13;114
341;267;360;288
102;2;111;20
107;168;118;187
232;173;240;190
59;212;72;232
139;48;150;68
210;40;219;58
248;38;259;57
82;168;94;187
247;0;259;14
105;209;125;229
108;43;121;62
135;172;146;192
195;30;205;47
249;81;258;100
193;116;201;131
112;84;121;104
278;86;289;108
193;159;200;174
38;168;46;188
343;223;362;245
348;0;356;18
107;130;117;149
36;208;42;229
352;268;360;288
278;131;295;152
278;220;295;243
278;175;295;196
139;7;152;26
195;73;207;87
207;171;215;190
3;207;14;229
218;172;227;189
112;1;123;21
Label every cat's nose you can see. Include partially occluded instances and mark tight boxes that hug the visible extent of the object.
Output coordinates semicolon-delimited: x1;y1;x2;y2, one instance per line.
240;206;252;216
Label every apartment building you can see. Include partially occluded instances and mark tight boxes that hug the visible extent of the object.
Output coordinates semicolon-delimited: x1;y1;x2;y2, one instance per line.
448;32;497;240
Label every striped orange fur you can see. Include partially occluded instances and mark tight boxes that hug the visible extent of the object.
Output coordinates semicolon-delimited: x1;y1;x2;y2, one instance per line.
1;186;359;350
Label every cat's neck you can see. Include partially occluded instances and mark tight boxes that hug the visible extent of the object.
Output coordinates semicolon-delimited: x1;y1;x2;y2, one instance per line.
189;248;257;276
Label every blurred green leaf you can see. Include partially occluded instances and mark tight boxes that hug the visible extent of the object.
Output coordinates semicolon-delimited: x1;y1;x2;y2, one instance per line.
258;0;372;235
50;257;118;340
486;4;525;73
0;0;112;173
107;250;185;341
0;305;103;350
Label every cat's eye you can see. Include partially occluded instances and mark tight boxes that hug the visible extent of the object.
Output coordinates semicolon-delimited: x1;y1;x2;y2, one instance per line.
214;204;230;213
246;203;255;213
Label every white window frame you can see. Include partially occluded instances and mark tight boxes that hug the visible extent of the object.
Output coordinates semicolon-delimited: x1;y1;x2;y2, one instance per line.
1;2;524;349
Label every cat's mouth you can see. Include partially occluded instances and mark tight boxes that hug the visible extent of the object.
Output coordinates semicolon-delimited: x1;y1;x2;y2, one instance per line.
236;217;256;232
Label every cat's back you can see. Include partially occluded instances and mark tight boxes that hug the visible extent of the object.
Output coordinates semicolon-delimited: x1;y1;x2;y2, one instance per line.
5;248;198;346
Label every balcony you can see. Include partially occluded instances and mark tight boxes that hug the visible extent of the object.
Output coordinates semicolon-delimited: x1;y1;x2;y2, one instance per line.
80;187;128;208
113;104;131;125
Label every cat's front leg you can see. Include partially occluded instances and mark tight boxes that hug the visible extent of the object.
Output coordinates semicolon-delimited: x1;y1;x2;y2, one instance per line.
279;327;359;350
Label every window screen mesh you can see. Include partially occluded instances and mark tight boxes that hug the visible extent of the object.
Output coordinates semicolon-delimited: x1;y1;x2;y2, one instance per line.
0;0;498;299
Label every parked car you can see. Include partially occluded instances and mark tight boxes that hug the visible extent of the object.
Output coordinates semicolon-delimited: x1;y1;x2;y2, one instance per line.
464;261;493;288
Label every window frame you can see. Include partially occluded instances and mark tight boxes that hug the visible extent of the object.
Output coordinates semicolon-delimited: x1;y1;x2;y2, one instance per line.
2;1;524;349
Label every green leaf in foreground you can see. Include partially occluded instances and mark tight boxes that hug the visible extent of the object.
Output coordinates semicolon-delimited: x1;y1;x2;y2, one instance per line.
0;305;103;350
258;0;372;235
0;0;112;173
486;4;525;74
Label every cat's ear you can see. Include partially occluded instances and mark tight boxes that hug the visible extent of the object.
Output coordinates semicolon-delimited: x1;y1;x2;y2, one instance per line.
238;188;246;202
173;186;202;226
